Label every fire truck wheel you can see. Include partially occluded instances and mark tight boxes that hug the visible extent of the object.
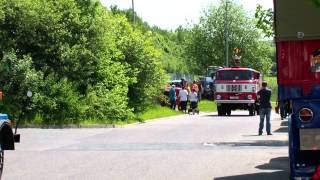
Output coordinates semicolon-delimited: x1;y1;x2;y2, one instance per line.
226;108;231;116
217;106;225;116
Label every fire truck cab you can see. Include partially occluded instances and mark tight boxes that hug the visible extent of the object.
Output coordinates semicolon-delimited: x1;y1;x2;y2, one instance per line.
214;67;261;116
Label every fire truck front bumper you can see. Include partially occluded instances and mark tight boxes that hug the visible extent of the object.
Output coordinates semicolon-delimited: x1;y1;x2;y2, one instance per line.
215;100;255;104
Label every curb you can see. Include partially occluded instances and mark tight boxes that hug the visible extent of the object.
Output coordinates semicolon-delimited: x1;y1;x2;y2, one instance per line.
17;124;123;129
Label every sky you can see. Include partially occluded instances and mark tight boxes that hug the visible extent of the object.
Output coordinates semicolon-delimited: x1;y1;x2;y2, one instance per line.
100;0;273;30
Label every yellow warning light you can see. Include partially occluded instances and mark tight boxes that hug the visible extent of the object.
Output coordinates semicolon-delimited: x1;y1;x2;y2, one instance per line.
234;48;241;55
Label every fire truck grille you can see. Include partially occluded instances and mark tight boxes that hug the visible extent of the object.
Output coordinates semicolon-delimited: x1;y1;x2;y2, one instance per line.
226;85;242;92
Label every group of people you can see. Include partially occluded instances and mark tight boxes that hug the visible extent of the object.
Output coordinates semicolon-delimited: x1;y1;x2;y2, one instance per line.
169;80;201;115
167;79;276;134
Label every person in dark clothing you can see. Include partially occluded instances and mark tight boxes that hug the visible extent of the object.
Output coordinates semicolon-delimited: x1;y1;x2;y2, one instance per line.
169;85;176;110
257;81;272;135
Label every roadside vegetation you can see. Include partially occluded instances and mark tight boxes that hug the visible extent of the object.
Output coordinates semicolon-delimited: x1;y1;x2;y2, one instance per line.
198;100;217;112
0;0;276;125
137;105;182;121
264;76;277;102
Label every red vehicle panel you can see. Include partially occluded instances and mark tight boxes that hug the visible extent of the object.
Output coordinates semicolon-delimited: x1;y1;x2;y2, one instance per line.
277;40;320;96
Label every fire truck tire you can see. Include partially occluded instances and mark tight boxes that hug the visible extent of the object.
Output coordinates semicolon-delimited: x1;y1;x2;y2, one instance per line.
217;106;225;116
226;108;231;116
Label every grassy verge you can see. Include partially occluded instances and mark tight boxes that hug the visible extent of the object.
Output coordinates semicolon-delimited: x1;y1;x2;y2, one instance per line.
79;105;182;125
137;105;182;121
198;100;217;112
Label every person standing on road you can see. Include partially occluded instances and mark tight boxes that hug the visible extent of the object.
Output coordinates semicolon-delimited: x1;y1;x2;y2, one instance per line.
257;81;272;135
189;88;198;115
179;86;189;113
169;85;177;110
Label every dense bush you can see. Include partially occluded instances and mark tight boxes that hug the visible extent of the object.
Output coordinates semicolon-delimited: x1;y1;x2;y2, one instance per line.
0;0;166;124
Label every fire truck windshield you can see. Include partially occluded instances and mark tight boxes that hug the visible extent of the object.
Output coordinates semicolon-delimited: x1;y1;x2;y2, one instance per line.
216;70;253;80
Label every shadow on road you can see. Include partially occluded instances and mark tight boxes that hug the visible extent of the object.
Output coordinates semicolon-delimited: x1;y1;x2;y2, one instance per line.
280;121;288;126
214;157;289;180
212;140;288;147
274;127;288;133
204;115;252;118
274;120;288;133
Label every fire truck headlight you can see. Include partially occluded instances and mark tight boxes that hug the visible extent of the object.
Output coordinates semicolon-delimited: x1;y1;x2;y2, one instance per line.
216;95;221;100
247;95;252;100
299;108;313;122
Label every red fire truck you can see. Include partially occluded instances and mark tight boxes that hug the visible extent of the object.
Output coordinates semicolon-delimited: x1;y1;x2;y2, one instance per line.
214;67;262;116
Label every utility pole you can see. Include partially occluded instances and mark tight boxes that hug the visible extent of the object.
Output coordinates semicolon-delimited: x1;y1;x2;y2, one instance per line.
132;0;135;27
224;0;229;67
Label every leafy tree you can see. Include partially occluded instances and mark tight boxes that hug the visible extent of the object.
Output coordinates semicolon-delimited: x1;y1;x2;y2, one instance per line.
0;51;43;119
185;0;274;75
255;4;274;38
110;6;190;74
109;14;167;112
0;0;135;123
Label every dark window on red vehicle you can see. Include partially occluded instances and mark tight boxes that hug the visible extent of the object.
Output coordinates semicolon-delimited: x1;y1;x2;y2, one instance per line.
216;70;254;80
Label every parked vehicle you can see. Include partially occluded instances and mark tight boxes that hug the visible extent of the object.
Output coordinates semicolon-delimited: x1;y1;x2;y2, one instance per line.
214;67;262;116
206;66;222;78
200;76;214;99
275;0;320;179
0;113;20;179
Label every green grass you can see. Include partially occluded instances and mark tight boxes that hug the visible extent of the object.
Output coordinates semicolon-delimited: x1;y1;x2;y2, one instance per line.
79;119;138;126
264;76;277;102
198;100;217;112
137;105;182;121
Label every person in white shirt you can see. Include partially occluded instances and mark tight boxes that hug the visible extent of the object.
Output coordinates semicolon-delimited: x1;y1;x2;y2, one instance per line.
189;89;198;115
179;86;189;113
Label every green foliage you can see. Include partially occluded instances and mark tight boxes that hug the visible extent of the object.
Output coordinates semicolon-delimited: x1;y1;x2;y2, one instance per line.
0;51;43;119
185;0;274;75
0;0;276;124
198;100;217;112
157;93;170;107
0;0;167;124
110;6;190;74
312;0;320;8
264;76;277;102
109;15;167;112
255;4;274;38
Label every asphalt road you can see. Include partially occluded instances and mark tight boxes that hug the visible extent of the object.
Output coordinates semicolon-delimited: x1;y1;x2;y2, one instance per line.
2;111;289;180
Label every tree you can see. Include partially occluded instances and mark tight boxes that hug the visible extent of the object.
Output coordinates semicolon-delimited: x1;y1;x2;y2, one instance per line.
110;6;190;74
185;0;273;75
255;4;274;38
0;0;134;123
